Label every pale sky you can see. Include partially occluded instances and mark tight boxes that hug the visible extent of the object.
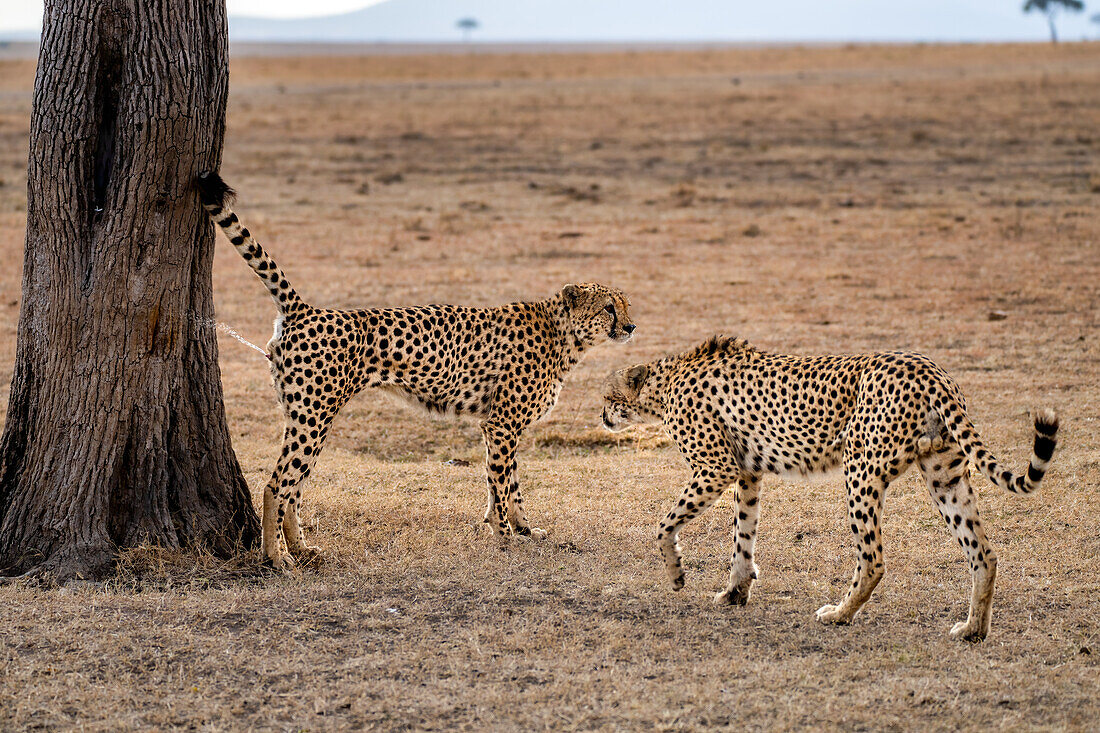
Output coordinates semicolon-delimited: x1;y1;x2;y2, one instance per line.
0;1;389;30
1;0;1097;41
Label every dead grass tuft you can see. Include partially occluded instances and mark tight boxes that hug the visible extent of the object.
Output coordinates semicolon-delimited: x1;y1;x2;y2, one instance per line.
109;543;273;592
533;425;671;451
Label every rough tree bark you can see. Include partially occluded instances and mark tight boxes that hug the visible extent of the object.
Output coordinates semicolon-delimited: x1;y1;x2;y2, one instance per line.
0;0;260;580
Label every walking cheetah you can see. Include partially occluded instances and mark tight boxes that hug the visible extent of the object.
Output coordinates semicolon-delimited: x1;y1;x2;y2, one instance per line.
602;336;1058;641
196;172;635;570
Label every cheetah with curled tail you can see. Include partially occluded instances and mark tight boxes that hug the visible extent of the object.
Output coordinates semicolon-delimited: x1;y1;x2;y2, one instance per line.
602;336;1058;641
195;172;635;570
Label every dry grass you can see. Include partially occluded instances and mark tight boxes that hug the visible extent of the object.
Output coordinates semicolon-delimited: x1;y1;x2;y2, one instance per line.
1;43;1098;730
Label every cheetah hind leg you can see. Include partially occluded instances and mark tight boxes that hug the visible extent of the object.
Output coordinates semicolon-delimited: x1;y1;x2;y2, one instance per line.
282;479;323;564
262;423;325;573
262;482;296;573
919;443;997;642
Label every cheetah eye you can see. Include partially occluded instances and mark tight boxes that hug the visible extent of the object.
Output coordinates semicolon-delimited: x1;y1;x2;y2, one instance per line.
603;304;615;315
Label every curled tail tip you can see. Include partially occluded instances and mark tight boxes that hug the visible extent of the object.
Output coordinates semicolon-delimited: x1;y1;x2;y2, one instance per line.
1032;408;1058;470
195;170;236;209
1015;406;1059;495
1035;408;1058;436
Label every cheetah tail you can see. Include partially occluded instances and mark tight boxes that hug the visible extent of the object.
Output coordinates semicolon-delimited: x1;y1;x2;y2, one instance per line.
937;395;1059;495
195;171;305;314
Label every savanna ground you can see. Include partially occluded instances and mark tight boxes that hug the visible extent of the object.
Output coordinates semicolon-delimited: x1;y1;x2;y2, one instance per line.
0;42;1098;730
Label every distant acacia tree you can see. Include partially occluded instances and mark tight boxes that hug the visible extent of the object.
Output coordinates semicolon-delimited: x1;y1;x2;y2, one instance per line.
0;0;259;580
1023;0;1084;43
456;17;480;41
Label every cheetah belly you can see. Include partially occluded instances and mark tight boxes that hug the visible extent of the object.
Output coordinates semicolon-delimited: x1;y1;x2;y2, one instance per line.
379;376;496;420
729;415;848;478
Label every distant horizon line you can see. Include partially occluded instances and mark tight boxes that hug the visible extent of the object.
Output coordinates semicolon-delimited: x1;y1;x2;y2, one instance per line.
3;37;1097;46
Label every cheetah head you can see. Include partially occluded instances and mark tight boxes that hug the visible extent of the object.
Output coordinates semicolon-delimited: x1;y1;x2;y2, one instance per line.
561;283;635;346
601;363;663;431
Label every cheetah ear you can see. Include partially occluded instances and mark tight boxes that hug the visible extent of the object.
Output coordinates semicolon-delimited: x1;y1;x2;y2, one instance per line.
625;364;650;394
561;283;581;307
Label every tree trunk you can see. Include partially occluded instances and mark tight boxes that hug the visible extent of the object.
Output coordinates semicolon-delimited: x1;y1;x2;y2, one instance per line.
1048;13;1059;43
0;0;260;580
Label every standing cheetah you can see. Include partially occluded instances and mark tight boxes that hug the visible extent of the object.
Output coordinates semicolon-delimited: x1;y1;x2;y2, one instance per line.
196;172;635;570
602;336;1058;640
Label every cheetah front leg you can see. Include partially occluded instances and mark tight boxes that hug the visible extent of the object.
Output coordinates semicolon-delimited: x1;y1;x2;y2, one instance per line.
504;466;546;540
816;458;889;625
480;421;517;539
714;474;761;606
658;469;729;591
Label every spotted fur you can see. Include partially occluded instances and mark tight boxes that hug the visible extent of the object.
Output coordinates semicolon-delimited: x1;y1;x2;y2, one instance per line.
602;335;1059;641
197;172;635;570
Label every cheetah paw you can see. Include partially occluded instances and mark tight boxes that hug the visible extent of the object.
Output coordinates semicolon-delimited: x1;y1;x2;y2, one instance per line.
815;604;850;625
266;552;297;573
289;545;324;564
670;572;685;591
949;620;987;642
484;522;510;540
714;584;752;607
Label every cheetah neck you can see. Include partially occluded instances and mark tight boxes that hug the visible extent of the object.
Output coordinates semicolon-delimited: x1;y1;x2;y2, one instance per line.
552;296;586;371
651;337;759;418
643;357;677;417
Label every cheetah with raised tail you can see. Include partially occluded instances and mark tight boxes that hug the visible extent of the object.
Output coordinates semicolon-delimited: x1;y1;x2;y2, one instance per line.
602;336;1058;641
196;172;635;570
